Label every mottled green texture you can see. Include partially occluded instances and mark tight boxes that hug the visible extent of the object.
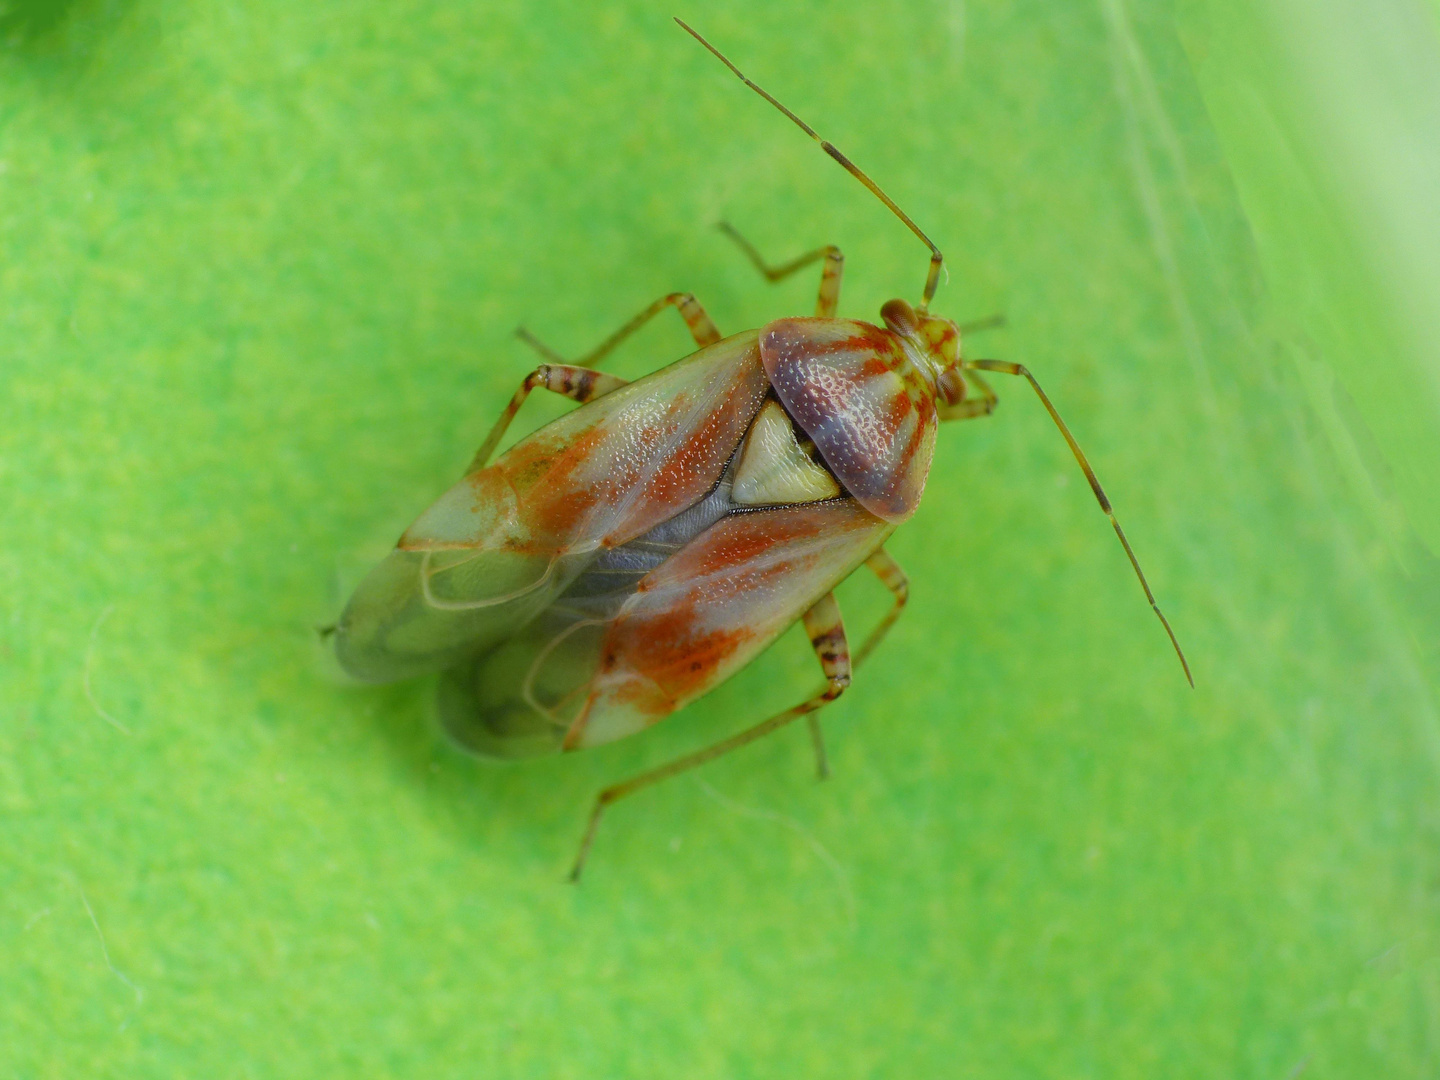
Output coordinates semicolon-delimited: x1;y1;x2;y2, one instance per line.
4;1;1438;1077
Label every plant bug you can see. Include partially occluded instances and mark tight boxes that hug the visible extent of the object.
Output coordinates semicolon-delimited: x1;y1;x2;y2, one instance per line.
332;19;1192;880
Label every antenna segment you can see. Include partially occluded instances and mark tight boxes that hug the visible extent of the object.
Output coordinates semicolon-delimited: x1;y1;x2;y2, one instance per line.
675;17;946;311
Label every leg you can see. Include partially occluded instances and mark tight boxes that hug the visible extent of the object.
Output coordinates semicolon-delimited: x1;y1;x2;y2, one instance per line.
485;291;723;470
939;315;1006;421
958;313;1007;336
718;222;844;318
854;548;910;668
801;547;910;775
468;364;628;472
936;368;997;423
807;547;910;776
804;713;830;781
937;315;1006;421
517;291;721;370
569;591;851;882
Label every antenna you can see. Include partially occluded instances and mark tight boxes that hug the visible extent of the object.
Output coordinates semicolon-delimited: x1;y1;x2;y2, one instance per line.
965;359;1193;686
676;17;946;311
678;19;1192;687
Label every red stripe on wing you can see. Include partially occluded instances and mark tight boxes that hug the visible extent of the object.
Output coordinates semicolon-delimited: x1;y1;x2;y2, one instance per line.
564;500;893;749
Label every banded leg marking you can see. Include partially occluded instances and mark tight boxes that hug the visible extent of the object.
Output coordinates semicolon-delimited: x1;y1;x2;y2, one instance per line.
468;364;628;472
801;590;852;779
806;549;909;774
569;590;851;882
517;291;721;372
717;222;844;318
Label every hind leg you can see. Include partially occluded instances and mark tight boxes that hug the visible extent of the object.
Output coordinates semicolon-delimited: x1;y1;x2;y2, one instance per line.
569;591;851;882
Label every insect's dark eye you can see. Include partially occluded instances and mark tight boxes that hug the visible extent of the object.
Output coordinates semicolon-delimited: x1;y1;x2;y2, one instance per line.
937;368;966;407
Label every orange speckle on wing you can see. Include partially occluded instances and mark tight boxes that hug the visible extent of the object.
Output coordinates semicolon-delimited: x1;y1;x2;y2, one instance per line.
506;423;605;491
496;424;612;548
604;596;756;712
620;368;767;531
691;515;823;579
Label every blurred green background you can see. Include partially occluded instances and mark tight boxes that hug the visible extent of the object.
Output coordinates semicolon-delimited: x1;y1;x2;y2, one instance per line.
4;0;1438;1075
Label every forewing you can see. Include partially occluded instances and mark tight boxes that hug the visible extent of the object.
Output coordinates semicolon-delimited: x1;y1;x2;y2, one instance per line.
334;332;769;682
436;607;606;759
760;318;937;521
435;470;741;758
565;499;895;749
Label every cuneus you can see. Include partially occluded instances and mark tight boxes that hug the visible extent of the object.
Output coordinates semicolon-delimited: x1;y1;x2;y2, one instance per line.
330;19;1192;881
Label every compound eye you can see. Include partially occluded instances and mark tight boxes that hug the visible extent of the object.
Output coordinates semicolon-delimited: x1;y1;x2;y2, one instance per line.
936;367;966;407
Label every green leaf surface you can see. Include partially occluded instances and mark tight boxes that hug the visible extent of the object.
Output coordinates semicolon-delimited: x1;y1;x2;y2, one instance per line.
4;1;1438;1076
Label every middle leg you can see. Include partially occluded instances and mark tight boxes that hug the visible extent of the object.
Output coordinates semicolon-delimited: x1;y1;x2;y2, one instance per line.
517;291;722;369
718;222;845;318
483;291;724;471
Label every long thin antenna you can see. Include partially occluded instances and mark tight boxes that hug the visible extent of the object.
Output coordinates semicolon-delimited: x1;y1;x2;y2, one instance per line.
964;358;1193;687
677;19;1190;689
676;18;946;311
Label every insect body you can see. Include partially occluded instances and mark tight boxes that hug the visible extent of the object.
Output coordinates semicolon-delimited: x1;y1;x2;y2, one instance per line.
332;21;1190;879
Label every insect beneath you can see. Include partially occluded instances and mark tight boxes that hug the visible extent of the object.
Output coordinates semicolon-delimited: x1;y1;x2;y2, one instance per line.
331;18;1192;880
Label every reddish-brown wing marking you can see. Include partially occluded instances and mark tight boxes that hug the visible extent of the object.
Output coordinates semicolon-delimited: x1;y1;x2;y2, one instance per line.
569;499;895;748
436;498;894;757
760;318;938;521
334;331;770;683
